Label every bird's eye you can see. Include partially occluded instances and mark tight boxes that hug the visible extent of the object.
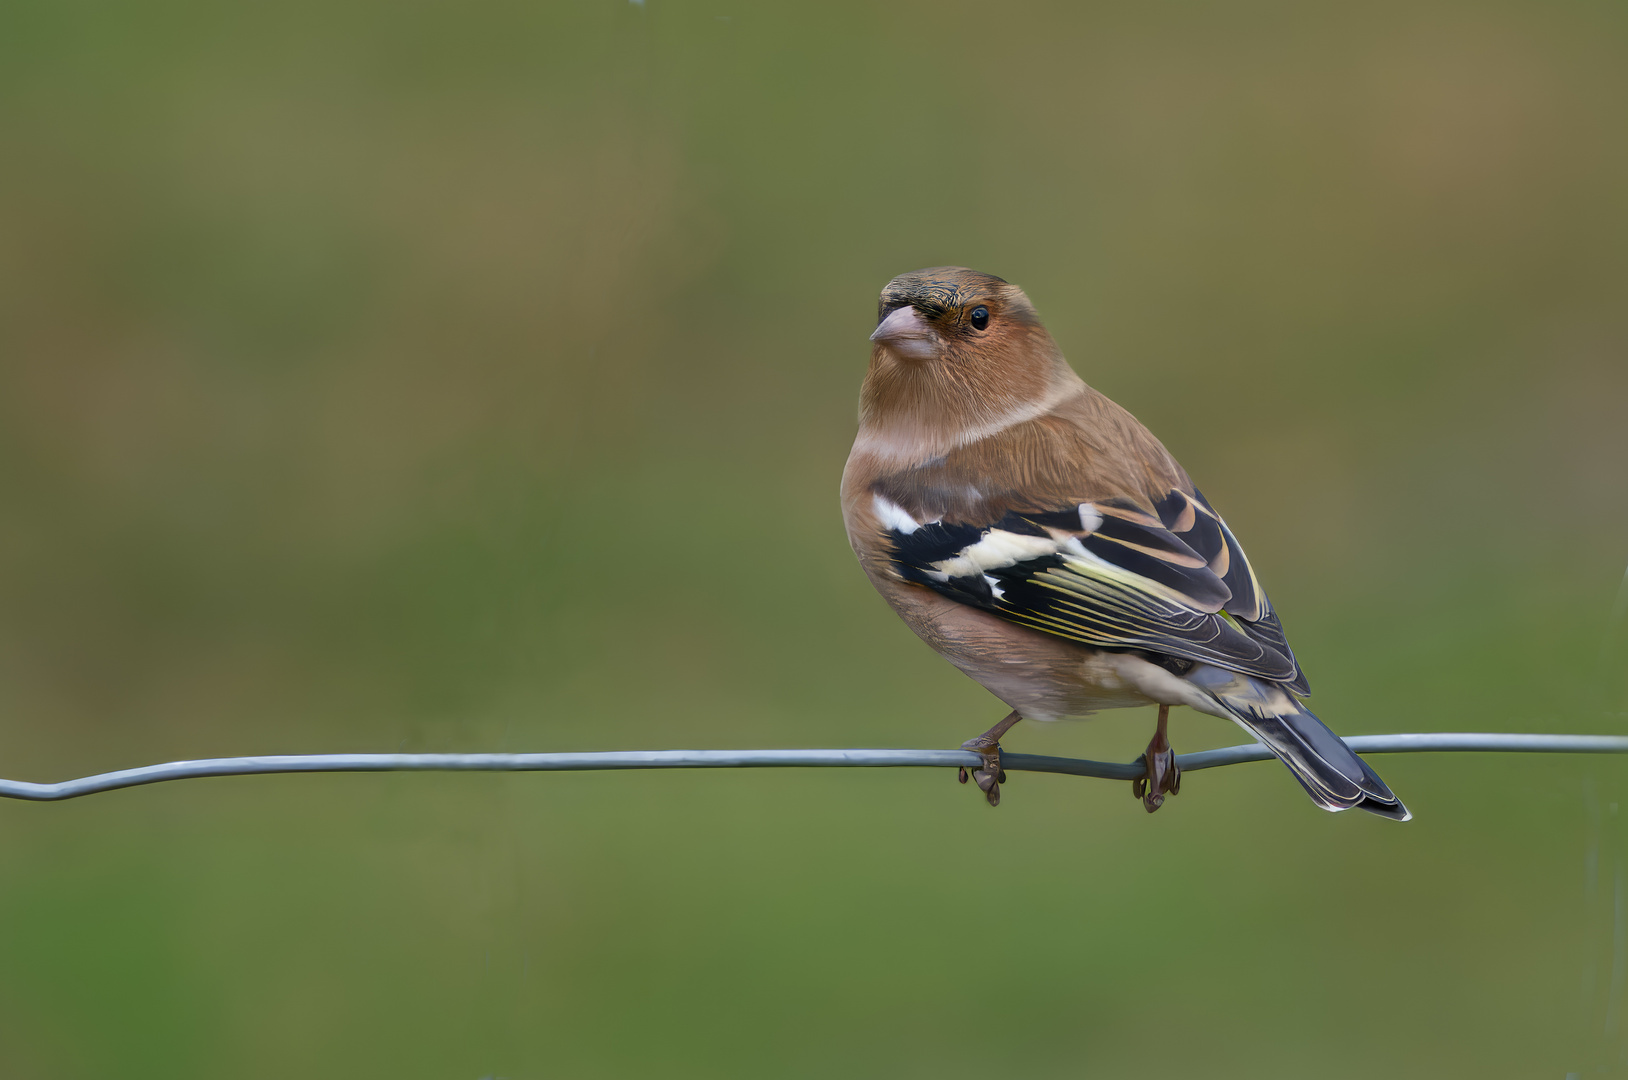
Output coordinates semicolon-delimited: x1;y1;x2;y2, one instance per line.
969;306;990;331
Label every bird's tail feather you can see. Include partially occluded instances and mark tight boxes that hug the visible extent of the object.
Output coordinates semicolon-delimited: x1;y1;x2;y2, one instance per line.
1186;665;1409;821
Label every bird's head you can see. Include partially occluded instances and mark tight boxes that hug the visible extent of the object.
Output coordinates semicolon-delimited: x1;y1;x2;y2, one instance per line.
858;267;1081;457
870;267;1039;362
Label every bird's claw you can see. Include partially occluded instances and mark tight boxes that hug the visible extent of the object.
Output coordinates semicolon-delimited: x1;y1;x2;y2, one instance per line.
957;711;1021;808
959;742;1005;807
1134;745;1181;813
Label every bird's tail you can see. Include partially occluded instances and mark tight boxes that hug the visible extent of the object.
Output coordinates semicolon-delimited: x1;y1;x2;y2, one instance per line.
1186;665;1409;821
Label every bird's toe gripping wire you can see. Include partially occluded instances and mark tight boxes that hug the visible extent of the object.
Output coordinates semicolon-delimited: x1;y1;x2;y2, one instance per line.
1132;704;1181;813
959;710;1022;808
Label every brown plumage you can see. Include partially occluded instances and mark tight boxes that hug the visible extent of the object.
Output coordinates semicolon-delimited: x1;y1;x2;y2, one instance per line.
841;267;1407;820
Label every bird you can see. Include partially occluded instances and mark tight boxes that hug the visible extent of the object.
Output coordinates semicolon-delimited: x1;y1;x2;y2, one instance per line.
840;267;1408;820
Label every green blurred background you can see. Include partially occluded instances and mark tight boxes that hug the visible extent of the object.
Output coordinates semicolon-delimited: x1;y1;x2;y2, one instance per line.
2;0;1626;1075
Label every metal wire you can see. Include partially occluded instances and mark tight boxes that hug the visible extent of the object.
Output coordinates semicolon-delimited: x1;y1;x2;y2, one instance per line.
0;732;1623;802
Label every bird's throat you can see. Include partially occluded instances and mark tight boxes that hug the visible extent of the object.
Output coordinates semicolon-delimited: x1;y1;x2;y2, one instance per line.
855;354;1086;467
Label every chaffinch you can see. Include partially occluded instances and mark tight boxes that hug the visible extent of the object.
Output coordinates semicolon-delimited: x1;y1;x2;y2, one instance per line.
841;267;1407;819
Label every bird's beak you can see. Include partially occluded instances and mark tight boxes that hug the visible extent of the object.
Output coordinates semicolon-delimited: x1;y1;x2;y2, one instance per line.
870;305;940;360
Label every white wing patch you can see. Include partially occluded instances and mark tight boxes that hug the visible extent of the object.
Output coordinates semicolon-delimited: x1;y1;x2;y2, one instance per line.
928;529;1064;580
1078;503;1104;533
872;494;926;535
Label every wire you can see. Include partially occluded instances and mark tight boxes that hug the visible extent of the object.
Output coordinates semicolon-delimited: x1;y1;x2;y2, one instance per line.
0;732;1623;802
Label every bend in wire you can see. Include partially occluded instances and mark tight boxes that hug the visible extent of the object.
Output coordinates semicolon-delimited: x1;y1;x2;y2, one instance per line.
0;732;1624;802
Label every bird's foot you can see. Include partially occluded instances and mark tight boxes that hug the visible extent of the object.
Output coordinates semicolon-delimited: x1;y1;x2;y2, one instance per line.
1132;704;1181;813
958;709;1021;808
1132;744;1181;812
957;741;1007;807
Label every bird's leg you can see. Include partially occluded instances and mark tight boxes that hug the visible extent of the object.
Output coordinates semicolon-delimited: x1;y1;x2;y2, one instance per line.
958;710;1021;807
1132;704;1182;813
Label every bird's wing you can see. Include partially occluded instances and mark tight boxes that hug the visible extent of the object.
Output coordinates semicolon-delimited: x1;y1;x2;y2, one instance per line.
873;485;1310;694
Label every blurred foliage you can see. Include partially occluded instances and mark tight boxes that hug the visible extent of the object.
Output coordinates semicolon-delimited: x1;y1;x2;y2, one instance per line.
1;0;1627;1076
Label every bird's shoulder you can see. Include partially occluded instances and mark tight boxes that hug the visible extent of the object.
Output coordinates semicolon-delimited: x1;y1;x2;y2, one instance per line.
862;385;1191;526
